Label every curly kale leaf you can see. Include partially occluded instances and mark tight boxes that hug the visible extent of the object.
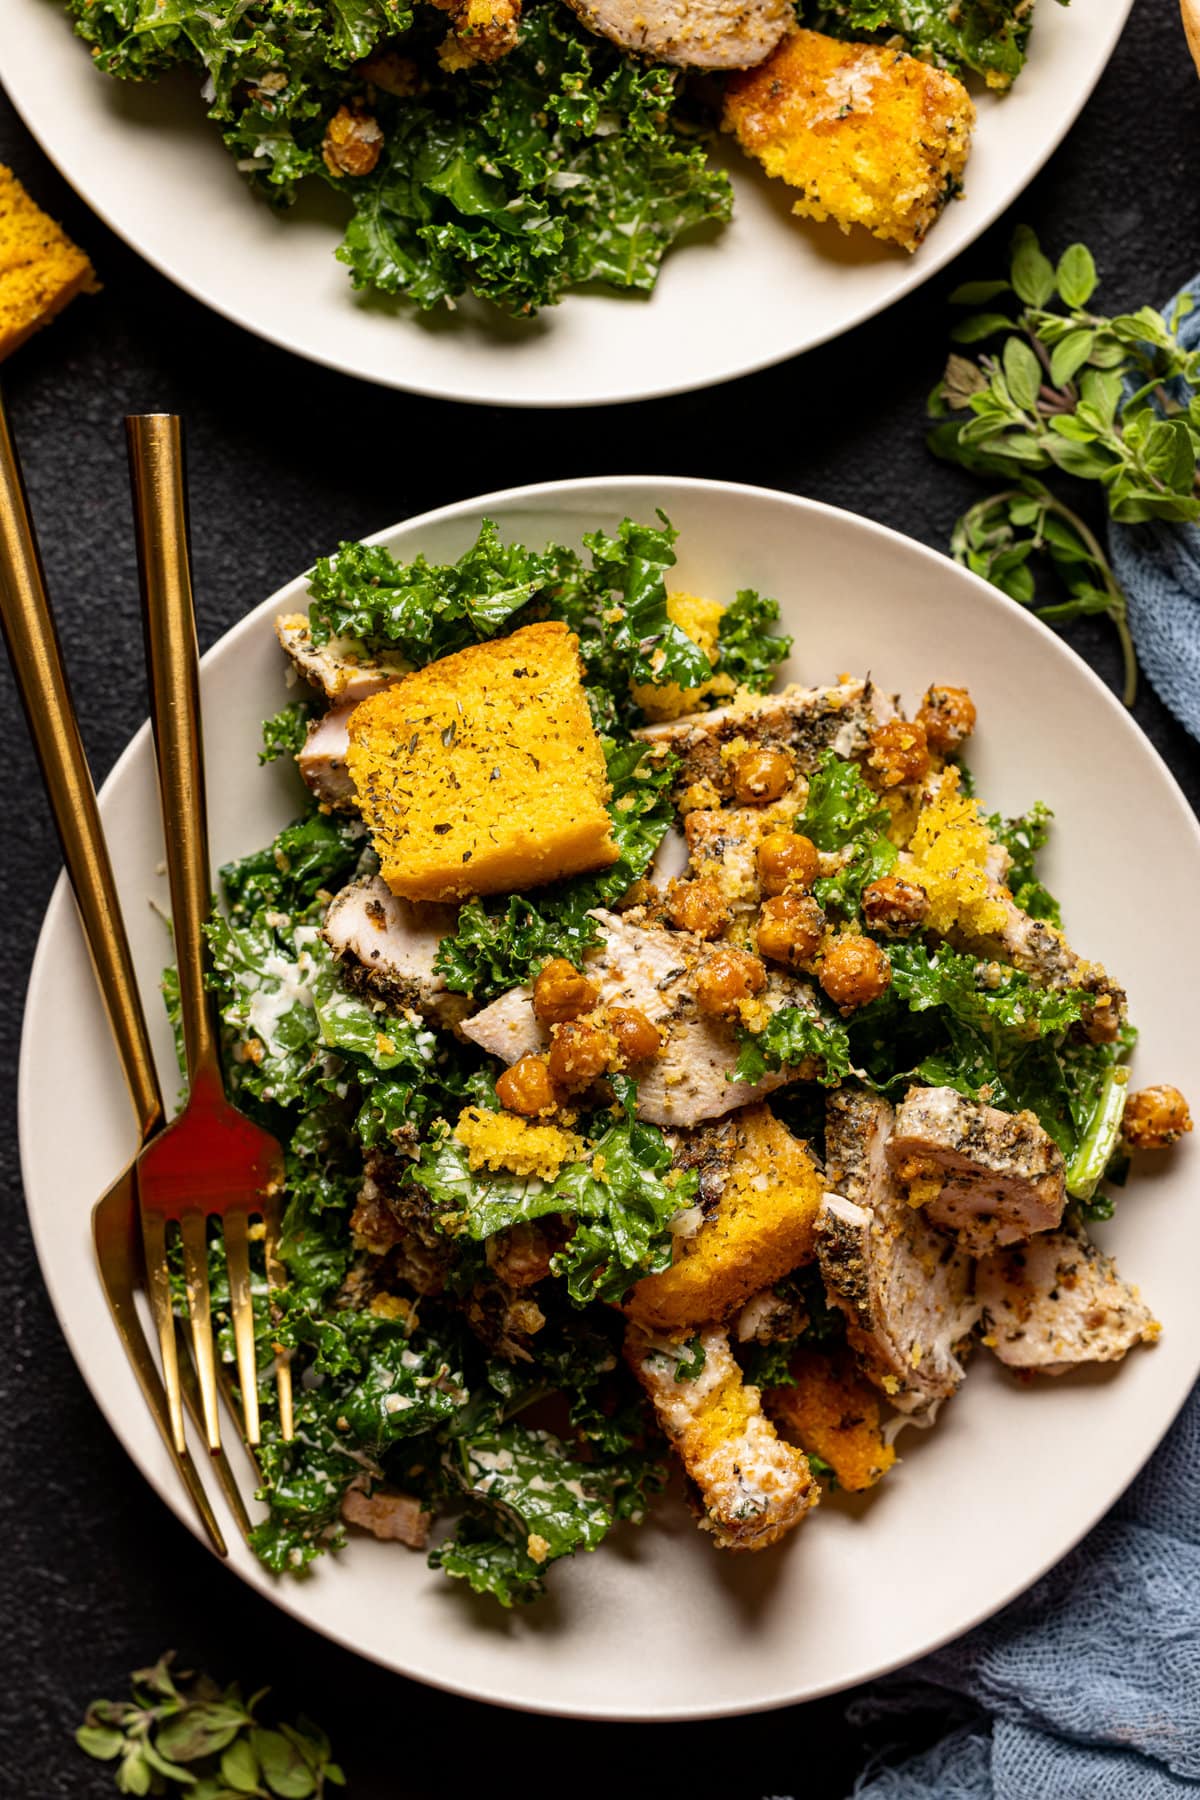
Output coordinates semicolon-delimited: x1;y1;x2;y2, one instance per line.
987;800;1062;925
306;519;583;660
67;0;404;114
336;6;730;317
433;737;677;999
413;1113;695;1304
799;0;1035;87
306;512;707;717
219;809;365;921
735;1003;855;1087
715;589;793;693
259;700;313;764
799;750;892;852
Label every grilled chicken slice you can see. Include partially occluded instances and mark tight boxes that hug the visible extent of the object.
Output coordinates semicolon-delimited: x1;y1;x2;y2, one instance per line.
298;700;358;809
635;679;894;807
564;0;791;67
888;1086;1066;1255
626;1322;818;1549
341;1481;432;1547
275;612;408;703
324;874;470;1028
818;1088;978;1415
460;907;811;1126
976;1225;1159;1374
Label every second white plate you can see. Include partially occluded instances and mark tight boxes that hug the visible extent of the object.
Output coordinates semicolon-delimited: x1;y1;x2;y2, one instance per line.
1;0;1130;405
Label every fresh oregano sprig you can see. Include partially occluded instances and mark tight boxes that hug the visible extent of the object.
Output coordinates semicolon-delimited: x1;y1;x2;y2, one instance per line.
929;225;1200;704
76;1653;344;1797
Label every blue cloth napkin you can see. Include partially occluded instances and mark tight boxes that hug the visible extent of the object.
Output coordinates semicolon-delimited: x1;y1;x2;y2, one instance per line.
852;1380;1200;1797
850;281;1200;1798
1107;275;1200;740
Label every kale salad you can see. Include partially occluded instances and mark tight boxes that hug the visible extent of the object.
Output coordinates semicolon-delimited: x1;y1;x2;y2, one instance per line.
174;511;1188;1607
67;0;1052;319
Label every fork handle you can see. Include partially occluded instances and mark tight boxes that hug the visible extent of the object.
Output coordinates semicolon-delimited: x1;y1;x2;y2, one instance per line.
0;390;164;1140
126;416;222;1098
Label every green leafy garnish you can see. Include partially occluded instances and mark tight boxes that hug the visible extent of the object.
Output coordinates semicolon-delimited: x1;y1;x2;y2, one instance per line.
797;749;892;851
735;1003;855;1088
714;589;793;693
931;227;1200;704
76;1652;344;1796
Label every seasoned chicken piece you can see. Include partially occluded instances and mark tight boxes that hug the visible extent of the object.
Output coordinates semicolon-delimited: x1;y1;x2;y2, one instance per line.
735;1281;810;1345
888;1086;1066;1255
626;1323;818;1548
341;1481;432;1547
818;1088;978;1415
635;679;893;809
765;1348;897;1492
977;1226;1160;1375
723;31;975;254
564;0;790;68
461;908;812;1126
626;1105;823;1330
298;700;358;810
979;894;1127;1044
275;612;408;703
323;875;470;1029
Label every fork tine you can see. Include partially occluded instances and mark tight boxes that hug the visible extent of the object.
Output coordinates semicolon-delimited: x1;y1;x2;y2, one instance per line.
141;1210;186;1454
263;1200;295;1441
176;1319;253;1540
179;1212;221;1452
224;1212;260;1446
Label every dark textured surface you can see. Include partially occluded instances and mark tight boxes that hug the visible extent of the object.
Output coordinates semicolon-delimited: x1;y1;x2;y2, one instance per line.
1;5;1198;1793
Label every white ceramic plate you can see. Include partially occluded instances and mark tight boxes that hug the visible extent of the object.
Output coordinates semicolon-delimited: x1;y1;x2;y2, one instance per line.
1;1;1129;407
20;477;1200;1719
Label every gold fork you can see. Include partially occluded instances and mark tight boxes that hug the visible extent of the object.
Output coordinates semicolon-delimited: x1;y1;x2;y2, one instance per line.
0;388;246;1555
126;414;293;1456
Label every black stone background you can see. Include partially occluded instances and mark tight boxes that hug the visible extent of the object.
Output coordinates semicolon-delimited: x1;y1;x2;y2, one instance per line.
2;4;1199;1792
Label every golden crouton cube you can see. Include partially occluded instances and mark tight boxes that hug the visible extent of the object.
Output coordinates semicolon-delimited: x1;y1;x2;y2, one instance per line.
347;621;618;902
765;1348;897;1492
627;1322;818;1550
0;165;98;361
626;1105;823;1332
723;30;975;253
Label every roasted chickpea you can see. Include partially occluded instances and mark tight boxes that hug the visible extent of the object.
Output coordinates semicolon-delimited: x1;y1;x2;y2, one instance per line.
866;719;930;791
755;894;826;969
732;746;795;805
819;935;892;1011
917;685;977;757
666;878;729;940
321;104;385;177
1122;1085;1193;1151
496;1054;559;1117
757;831;820;896
862;874;928;936
608;1006;662;1067
532;957;599;1025
547;1019;614;1092
694;948;767;1017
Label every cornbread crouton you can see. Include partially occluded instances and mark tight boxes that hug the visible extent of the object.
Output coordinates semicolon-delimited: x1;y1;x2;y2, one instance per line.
766;1349;896;1492
347;622;618;902
0;166;98;360
626;1105;823;1330
627;1322;818;1548
722;31;975;253
631;593;736;722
